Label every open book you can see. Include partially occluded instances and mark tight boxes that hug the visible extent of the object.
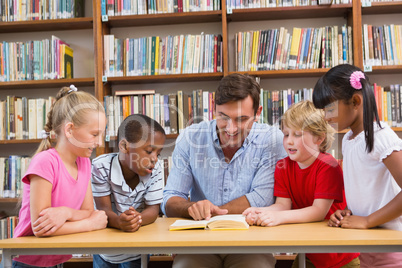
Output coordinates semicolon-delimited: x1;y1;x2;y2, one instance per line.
169;214;249;231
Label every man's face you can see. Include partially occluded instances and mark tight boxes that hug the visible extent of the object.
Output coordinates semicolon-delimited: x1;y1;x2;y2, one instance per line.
215;95;260;149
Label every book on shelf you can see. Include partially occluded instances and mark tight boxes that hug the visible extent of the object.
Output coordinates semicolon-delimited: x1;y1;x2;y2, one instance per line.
0;0;85;21
168;94;178;134
115;89;156;96
0;100;5;140
362;24;402;67
288;27;301;70
103;33;222;77
63;45;74;79
0;156;31;198
0;216;19;239
0;35;72;81
169;215;249;231
235;25;353;72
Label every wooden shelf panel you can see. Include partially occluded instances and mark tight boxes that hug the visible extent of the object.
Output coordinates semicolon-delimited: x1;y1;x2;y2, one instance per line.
371;65;402;74
106;73;223;84
149;254;296;262
107;134;179;142
0;198;20;203
362;1;402;15
230;68;330;78
149;255;173;262
67;257;93;262
0;18;93;33
106;11;223;27
66;254;297;263
0;78;95;90
0;139;42;144
227;5;352;22
337;127;402;134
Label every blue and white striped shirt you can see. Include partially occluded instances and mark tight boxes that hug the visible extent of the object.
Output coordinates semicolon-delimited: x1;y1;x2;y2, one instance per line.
91;153;163;263
162;120;286;215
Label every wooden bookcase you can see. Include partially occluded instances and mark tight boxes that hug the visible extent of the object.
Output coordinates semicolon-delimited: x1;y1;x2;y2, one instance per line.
0;0;400;192
91;0;402;157
1;0;401;154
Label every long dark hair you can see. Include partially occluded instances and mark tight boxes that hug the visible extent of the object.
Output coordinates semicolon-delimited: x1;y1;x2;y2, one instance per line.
313;64;381;153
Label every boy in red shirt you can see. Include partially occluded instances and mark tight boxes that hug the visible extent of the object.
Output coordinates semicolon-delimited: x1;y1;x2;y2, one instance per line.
243;100;360;268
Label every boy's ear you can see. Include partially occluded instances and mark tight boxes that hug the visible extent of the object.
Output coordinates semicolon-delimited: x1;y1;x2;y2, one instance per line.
119;139;129;153
314;134;325;146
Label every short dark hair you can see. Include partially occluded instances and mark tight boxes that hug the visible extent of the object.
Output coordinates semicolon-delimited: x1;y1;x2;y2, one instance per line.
117;114;165;143
215;73;260;114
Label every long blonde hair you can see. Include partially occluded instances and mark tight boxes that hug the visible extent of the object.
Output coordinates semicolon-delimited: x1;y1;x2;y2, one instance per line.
281;100;335;153
34;86;105;155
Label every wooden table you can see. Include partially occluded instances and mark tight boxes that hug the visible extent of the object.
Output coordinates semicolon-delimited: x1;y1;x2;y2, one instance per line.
1;218;402;268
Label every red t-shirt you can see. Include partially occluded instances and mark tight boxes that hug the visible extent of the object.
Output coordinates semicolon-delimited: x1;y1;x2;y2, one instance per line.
274;153;359;268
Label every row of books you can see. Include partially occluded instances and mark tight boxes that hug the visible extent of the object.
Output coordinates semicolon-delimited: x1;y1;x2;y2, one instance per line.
0;0;85;22
374;83;402;127
0;156;31;198
104;83;402;139
103;86;316;138
226;0;350;9
104;89;215;138
362;0;402;2
0;96;55;140
235;25;353;71
101;0;220;16
103;34;223;77
0;216;19;239
362;24;402;67
0;35;74;82
259;87;314;125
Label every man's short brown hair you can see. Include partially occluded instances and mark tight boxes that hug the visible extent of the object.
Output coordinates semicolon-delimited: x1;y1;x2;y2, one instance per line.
215;73;261;114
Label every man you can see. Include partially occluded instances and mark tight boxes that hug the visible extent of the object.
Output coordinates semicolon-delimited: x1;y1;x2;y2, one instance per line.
162;73;286;268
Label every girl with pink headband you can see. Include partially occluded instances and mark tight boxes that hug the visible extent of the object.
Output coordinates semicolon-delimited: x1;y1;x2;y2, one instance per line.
313;64;402;268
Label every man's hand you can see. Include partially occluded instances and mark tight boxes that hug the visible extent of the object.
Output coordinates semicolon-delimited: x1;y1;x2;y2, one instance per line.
328;209;352;227
188;200;228;220
118;207;142;232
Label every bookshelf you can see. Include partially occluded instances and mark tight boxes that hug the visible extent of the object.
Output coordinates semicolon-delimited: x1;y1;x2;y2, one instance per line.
1;2;401;157
92;0;402;157
0;17;93;33
0;2;95;205
0;2;400;184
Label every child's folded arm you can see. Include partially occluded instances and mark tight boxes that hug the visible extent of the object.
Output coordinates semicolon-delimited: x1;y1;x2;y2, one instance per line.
280;198;333;224
139;204;160;226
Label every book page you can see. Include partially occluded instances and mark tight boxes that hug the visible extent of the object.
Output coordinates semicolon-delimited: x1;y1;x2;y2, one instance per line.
207;214;249;230
169;219;208;230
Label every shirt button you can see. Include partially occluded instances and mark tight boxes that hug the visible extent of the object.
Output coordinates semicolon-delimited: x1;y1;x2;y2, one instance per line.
224;188;228;192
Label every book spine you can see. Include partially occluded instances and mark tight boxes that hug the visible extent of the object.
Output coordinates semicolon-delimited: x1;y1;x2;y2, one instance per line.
168;94;178;134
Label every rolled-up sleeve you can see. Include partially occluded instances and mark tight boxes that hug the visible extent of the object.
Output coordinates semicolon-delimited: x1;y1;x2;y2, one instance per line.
245;127;286;207
161;131;193;215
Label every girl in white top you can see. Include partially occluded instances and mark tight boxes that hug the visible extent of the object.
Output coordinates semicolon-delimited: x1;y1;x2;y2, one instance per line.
313;64;402;268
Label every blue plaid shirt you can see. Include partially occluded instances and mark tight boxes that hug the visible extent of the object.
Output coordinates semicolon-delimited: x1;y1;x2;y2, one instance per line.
162;120;286;215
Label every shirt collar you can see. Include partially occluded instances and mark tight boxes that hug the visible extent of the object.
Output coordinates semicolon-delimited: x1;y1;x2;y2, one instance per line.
110;154;128;191
110;154;152;192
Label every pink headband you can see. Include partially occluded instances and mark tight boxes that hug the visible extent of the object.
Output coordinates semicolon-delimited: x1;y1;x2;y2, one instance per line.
350;71;365;90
